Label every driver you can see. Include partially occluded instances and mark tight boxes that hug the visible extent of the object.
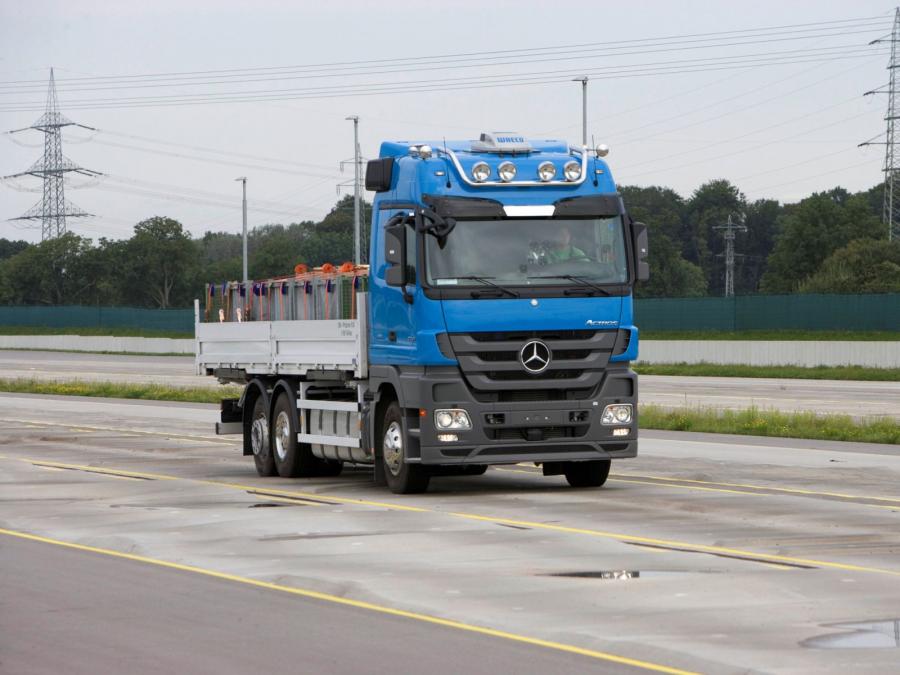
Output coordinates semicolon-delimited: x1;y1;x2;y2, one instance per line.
546;225;588;263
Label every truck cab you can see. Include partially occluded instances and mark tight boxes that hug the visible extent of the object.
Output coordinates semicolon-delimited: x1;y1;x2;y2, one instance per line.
364;132;648;492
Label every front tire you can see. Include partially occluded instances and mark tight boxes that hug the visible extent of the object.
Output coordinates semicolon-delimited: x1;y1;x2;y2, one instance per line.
564;460;611;488
250;394;276;477
380;401;429;494
271;392;319;478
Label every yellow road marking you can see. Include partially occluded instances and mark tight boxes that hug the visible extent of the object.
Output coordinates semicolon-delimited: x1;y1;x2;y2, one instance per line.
0;527;697;675
9;456;900;578
1;417;237;446
501;467;900;510
29;459;178;482
20;458;429;512
446;512;900;577
613;473;900;505
251;493;324;507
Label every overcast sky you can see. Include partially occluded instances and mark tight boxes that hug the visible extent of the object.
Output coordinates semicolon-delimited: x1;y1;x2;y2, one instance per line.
0;0;896;243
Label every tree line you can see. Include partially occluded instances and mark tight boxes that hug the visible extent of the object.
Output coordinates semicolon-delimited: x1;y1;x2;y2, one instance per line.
1;184;898;309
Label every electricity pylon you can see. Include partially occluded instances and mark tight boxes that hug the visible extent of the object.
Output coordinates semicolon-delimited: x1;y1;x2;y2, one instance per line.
3;69;101;240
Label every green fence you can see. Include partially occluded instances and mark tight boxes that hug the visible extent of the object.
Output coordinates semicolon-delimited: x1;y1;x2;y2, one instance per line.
1;293;898;334
634;293;900;332
0;305;195;333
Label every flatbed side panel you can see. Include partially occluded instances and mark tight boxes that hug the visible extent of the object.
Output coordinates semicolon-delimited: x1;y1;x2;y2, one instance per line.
196;317;366;378
272;319;364;377
196;321;274;375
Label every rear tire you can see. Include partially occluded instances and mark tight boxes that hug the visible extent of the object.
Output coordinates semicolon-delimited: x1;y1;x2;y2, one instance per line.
250;394;276;477
564;460;611;488
271;391;319;478
380;401;429;494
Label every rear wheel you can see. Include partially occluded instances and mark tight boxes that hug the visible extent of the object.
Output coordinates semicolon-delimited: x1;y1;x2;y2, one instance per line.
250;394;276;477
271;392;319;478
564;460;611;488
380;401;429;494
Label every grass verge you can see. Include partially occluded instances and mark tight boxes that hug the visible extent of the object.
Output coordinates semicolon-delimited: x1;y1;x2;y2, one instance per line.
640;405;900;445
0;379;241;404
634;362;900;382
0;325;193;339
641;330;898;341
0;378;897;445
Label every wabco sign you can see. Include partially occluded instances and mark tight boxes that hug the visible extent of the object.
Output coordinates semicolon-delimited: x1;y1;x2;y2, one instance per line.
496;136;525;144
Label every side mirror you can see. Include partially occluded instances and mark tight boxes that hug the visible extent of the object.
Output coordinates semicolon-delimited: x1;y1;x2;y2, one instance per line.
384;222;407;287
365;158;394;192
631;222;649;282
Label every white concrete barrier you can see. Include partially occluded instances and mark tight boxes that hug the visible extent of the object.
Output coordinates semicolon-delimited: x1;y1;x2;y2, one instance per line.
0;335;194;354
639;340;900;368
2;335;898;368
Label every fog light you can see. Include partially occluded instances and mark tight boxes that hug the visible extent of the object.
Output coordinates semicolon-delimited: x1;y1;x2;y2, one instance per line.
437;433;459;442
434;408;472;430
601;404;632;425
612;428;629;437
498;161;517;182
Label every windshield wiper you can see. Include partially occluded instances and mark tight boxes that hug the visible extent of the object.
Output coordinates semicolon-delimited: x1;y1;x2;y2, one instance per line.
451;276;520;298
528;274;611;296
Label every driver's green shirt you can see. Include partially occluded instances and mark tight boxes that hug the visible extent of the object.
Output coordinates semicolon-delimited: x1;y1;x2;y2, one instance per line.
546;245;588;264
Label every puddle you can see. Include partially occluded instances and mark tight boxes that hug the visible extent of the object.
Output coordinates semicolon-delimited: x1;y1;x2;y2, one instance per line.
249;502;290;508
546;570;711;580
803;620;900;649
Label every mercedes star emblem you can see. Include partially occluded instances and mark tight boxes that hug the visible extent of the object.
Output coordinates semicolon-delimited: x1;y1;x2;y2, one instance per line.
519;339;551;374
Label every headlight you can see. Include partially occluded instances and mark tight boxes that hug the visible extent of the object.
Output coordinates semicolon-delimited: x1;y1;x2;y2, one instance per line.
537;161;556;182
434;409;472;430
601;404;632;425
564;160;582;182
472;162;491;182
498;161;517;182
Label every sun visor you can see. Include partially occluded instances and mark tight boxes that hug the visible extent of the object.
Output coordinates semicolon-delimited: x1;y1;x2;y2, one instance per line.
553;195;622;217
423;195;505;219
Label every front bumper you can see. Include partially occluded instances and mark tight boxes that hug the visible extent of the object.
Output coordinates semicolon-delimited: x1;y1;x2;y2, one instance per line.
397;365;639;466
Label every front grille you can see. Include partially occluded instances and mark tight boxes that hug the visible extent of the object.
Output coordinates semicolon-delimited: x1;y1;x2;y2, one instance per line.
474;388;594;403
469;329;597;342
487;426;588;441
486;369;583;381
449;329;617;396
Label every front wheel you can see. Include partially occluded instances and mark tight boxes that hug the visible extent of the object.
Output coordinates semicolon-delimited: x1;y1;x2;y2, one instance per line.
564;460;611;488
380;401;430;494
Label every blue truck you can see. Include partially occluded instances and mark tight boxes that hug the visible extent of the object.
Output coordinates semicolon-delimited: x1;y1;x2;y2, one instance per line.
196;132;648;494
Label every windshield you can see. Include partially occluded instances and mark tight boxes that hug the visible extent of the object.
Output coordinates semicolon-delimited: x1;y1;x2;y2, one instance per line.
425;217;628;287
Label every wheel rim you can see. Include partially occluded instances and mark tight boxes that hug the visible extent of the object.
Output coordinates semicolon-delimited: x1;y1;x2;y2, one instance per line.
274;410;291;462
250;414;268;457
383;421;403;476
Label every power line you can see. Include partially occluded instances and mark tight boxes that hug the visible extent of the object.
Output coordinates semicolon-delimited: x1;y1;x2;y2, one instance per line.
0;46;884;112
0;15;887;90
0;26;886;99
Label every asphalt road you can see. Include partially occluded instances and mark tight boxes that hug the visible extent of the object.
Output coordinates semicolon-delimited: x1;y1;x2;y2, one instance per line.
1;392;899;674
3;349;898;418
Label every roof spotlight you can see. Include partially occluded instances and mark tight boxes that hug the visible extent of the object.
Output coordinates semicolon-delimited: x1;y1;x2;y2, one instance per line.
537;161;556;182
472;162;491;182
563;160;582;182
498;161;517;182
